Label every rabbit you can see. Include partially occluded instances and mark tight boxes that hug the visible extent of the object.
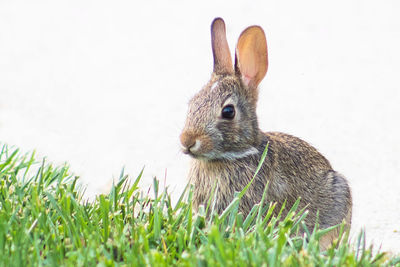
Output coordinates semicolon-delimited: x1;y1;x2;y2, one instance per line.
180;17;352;249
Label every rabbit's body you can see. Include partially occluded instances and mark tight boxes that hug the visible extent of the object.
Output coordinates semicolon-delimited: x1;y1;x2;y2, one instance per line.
180;18;352;248
189;131;352;232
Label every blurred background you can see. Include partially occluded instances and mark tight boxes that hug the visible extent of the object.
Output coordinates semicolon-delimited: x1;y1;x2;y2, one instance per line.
1;0;399;252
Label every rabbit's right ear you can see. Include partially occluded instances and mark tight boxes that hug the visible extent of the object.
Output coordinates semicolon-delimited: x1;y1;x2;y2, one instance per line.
235;26;268;91
211;18;233;75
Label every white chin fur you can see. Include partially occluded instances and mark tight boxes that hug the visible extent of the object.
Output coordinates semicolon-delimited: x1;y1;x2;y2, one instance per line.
203;147;259;160
190;139;201;153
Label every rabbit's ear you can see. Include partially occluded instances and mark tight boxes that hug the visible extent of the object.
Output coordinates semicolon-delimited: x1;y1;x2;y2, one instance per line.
235;26;268;89
211;18;233;75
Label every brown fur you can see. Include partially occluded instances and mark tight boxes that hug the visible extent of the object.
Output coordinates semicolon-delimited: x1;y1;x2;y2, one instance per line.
180;18;352;249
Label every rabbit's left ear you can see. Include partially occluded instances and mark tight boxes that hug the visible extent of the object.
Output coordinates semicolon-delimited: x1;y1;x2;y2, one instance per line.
235;26;268;89
211;18;233;75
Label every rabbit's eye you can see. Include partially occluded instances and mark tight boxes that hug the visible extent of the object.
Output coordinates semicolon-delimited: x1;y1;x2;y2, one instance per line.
221;105;235;119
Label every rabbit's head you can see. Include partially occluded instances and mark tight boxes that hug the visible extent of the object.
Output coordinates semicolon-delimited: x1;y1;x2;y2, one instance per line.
180;18;268;160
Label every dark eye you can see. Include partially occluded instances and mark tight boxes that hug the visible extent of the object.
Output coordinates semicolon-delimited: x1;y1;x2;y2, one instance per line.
221;104;235;119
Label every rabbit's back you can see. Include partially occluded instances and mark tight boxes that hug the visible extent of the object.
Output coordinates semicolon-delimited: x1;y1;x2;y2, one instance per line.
264;132;352;229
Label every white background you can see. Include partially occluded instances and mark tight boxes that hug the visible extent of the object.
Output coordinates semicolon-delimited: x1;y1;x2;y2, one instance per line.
1;0;399;252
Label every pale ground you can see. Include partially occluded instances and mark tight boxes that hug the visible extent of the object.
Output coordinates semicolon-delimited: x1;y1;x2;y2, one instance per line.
1;0;399;252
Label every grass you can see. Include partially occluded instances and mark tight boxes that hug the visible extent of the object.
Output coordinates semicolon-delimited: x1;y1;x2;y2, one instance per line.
0;143;399;266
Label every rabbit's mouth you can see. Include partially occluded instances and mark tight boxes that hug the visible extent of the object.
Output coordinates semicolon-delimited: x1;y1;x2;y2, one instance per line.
181;144;214;160
180;132;215;158
181;145;204;159
181;147;192;156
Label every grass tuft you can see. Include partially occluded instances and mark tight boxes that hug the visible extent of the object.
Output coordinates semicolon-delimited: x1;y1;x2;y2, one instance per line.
0;143;399;266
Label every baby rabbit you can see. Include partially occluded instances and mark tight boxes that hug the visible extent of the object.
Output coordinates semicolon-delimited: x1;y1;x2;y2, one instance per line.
180;18;352;248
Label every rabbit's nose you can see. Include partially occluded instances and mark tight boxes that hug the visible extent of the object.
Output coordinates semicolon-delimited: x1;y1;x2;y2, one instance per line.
180;132;196;153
